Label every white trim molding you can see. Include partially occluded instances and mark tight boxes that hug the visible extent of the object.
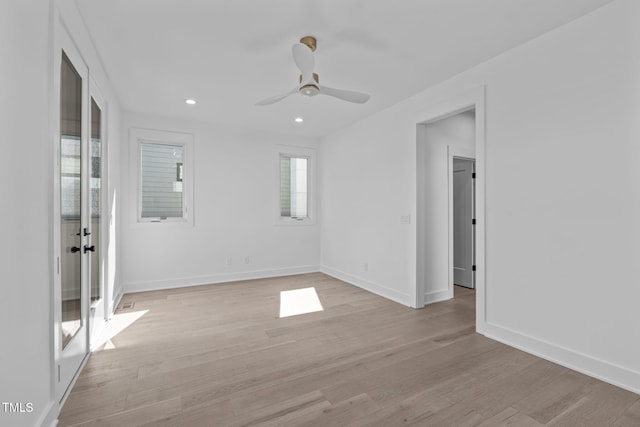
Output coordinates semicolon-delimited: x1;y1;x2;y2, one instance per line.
424;289;451;305
123;265;320;294
321;265;412;307
36;399;59;427
128;127;195;227
484;321;640;395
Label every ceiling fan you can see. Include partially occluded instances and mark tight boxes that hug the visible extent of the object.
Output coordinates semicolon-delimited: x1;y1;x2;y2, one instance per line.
256;36;370;106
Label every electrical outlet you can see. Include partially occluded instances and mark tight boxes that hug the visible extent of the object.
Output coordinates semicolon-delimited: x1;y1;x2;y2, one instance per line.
225;257;232;266
244;256;250;264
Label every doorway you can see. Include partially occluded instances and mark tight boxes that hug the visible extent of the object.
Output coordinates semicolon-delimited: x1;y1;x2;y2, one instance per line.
416;109;476;304
415;86;486;332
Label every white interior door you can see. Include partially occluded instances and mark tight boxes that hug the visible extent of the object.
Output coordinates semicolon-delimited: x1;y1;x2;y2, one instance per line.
453;158;475;288
54;34;91;401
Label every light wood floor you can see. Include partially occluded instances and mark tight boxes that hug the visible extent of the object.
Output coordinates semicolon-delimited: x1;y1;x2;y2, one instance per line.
59;273;640;426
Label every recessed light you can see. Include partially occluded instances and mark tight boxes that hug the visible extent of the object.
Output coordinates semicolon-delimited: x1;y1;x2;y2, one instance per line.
185;99;197;105
294;117;303;123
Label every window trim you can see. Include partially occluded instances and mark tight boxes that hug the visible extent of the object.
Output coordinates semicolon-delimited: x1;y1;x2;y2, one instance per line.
130;128;194;226
275;145;316;226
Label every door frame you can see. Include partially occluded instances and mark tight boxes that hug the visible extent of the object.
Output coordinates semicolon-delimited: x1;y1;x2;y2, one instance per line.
449;149;476;294
51;17;91;404
88;77;109;350
413;85;486;334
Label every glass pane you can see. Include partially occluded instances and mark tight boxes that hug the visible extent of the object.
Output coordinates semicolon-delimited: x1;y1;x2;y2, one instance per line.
280;156;308;218
140;142;184;218
60;52;82;349
90;98;101;302
280;157;291;217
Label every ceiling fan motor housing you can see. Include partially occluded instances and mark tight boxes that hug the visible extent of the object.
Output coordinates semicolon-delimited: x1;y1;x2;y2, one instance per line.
299;73;319;96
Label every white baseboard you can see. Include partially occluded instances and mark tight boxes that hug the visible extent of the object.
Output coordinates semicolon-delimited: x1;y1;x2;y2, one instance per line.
122;265;320;294
320;265;412;307
111;287;124;315
483;321;640;396
424;288;451;305
36;399;58;427
38;355;90;427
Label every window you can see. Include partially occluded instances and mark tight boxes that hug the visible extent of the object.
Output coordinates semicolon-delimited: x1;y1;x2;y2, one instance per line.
140;142;184;218
130;128;194;225
280;155;308;219
277;146;315;224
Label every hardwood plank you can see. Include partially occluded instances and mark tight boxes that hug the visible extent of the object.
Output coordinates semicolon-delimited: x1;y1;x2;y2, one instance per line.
65;398;182;427
612;398;640;426
138;399;235;427
228;390;329;427
548;382;639;426
477;407;543;427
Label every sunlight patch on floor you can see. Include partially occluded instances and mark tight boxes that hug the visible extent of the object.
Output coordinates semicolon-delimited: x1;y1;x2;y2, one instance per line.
279;287;324;318
93;309;148;351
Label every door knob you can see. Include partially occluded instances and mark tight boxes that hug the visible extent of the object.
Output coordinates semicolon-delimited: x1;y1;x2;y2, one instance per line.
83;245;95;253
71;246;81;253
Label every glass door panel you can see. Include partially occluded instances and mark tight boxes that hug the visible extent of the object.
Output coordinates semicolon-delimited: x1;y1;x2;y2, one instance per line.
90;98;101;303
88;89;107;346
60;52;83;349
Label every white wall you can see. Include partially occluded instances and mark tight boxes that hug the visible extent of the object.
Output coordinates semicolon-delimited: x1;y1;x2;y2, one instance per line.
0;1;54;426
319;104;417;305
418;111;475;305
120;113;320;292
320;0;640;393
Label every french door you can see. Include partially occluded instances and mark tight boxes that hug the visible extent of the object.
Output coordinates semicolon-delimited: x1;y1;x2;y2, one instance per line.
54;27;106;401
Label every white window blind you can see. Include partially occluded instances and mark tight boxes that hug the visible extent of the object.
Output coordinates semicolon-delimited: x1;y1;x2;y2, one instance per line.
140;142;184;218
280;155;308;219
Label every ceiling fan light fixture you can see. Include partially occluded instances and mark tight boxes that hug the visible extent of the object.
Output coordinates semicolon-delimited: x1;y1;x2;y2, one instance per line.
300;84;319;97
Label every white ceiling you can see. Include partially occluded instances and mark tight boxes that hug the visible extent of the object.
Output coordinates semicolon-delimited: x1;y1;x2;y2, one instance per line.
74;0;614;139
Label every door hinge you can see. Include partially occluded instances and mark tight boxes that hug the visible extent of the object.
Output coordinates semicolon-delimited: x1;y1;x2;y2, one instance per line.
472;172;476;179
472;265;476;271
58;365;61;382
472;219;476;225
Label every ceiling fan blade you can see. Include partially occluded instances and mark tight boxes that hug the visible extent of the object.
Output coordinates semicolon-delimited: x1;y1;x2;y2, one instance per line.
318;85;370;104
255;87;298;106
292;43;315;80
